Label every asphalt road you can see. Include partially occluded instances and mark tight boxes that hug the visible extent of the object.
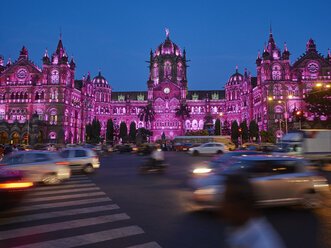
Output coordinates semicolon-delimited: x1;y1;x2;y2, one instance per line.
0;152;330;248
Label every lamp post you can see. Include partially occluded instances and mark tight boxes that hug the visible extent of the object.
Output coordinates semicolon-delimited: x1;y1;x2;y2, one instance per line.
219;112;223;136
268;95;291;136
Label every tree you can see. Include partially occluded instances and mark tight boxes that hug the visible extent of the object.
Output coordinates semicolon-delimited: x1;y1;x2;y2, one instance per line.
138;103;155;129
136;128;153;144
304;87;331;118
231;121;239;146
129;121;137;143
85;123;92;142
106;119;114;144
249;120;259;142
91;119;101;143
239;120;249;143
222;120;231;135
119;122;128;142
161;132;166;141
214;118;221;135
175;102;190;134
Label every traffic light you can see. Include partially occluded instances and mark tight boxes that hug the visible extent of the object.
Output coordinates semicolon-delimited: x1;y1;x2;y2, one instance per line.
295;110;302;116
238;128;242;134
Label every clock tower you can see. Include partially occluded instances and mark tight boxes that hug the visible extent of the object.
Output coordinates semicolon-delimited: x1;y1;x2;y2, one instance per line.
146;30;189;139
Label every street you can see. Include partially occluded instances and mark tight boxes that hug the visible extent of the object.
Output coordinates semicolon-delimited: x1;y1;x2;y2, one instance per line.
0;152;330;248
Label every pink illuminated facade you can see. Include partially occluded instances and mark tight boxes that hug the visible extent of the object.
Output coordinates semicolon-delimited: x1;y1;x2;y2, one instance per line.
0;30;330;144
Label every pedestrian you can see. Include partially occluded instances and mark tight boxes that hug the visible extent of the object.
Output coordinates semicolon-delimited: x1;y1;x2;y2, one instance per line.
221;174;286;248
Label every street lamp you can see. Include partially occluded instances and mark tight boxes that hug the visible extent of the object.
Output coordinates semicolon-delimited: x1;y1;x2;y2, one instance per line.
219;112;223;135
268;96;290;135
315;83;323;87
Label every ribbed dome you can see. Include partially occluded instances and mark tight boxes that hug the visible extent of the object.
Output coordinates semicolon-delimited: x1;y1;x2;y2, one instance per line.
154;30;182;56
227;67;243;85
93;70;110;88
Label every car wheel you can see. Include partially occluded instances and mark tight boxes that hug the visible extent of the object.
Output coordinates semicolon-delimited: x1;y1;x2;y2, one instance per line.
193;150;199;156
42;174;62;185
217;150;223;154
302;191;322;209
83;164;95;174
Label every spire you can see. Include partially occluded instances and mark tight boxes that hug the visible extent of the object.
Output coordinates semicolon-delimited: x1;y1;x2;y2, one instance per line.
306;38;316;52
19;46;29;59
69;55;75;69
284;42;287;51
55;35;65;57
44;48;49;58
98;68;101;77
87;72;91;81
327;48;331;62
257;49;261;58
235;65;238;73
6;56;11;66
328;48;330;57
165;27;170;40
244;68;248;77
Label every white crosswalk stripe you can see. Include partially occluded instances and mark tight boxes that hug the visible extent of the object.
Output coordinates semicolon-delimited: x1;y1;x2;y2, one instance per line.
25;191;106;202
14;226;145;248
31;183;96;191
0;176;161;247
7;197;112;213
30;186;100;196
127;242;162;248
0;204;120;225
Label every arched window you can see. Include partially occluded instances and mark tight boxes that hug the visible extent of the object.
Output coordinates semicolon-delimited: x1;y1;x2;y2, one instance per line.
35;92;39;100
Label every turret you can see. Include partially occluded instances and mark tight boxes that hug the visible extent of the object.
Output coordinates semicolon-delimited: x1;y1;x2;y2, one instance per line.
43;48;50;64
256;50;262;65
306;38;316;52
282;42;290;60
69;55;76;69
327;48;331;63
19;46;29;60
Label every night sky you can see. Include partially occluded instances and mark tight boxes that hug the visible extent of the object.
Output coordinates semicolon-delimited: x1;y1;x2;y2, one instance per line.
1;0;331;91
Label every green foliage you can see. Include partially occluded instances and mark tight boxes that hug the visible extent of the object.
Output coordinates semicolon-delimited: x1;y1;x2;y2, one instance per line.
137;128;153;143
249;120;259;142
304;88;331;118
175;103;191;133
260;130;276;144
119;122;128;142
161;132;166;141
239;120;249;143
106;119;114;143
138;103;155;128
85;123;92;142
91;119;101;143
185;129;209;136
222;120;231;135
129;122;137;143
231;121;239;145
214;118;221;135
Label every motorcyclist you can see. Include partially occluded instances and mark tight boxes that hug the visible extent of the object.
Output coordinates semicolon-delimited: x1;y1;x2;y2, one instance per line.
149;147;165;167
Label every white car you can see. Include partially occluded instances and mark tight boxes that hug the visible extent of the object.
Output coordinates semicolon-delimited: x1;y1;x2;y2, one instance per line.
59;148;100;174
1;151;71;185
188;142;227;156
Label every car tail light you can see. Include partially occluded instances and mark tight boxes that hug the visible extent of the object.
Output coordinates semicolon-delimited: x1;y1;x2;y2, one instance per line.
0;182;34;189
94;155;99;159
56;161;69;165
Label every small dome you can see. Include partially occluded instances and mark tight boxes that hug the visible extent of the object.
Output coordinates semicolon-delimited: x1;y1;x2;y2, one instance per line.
227;67;243;85
93;70;110;88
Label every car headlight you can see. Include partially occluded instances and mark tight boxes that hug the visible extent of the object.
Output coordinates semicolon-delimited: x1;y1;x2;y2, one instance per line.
193;167;212;174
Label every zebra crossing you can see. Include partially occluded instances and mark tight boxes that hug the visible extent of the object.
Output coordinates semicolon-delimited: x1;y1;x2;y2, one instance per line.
0;175;161;248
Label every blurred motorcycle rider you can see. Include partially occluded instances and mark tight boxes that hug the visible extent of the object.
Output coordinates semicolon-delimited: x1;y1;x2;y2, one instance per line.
150;147;165;167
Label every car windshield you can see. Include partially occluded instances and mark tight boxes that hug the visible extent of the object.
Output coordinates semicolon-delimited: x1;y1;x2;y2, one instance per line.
273;143;296;153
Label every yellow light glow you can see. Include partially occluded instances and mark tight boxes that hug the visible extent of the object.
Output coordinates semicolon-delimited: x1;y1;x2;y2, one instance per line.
193;168;212;174
315;83;323;87
326;84;330;88
278;100;282;104
0;182;33;189
268;97;273;101
288;95;293;99
219;112;223;117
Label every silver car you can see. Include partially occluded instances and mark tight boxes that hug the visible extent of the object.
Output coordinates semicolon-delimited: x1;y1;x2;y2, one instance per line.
59;148;100;174
192;155;329;210
1;151;71;185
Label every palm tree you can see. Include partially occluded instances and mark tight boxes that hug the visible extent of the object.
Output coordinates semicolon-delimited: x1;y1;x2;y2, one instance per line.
138;103;155;129
175;103;190;135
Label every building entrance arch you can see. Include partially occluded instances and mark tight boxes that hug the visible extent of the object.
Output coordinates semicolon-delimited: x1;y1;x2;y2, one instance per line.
12;132;20;145
0;132;8;144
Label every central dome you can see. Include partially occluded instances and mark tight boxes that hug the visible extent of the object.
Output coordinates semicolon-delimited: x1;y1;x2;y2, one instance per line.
154;29;182;56
93;69;111;88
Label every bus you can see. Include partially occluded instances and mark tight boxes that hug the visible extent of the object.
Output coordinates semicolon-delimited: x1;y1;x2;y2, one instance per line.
173;136;235;151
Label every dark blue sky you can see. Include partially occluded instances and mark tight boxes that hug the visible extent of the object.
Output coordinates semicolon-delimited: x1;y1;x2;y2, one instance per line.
1;0;331;91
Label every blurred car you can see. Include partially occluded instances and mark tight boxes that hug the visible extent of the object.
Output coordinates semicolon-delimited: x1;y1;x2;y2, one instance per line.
136;144;155;155
0;168;34;209
59;148;100;174
189;150;263;188
188;142;227;156
119;144;133;153
1;151;71;185
192;155;329;210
